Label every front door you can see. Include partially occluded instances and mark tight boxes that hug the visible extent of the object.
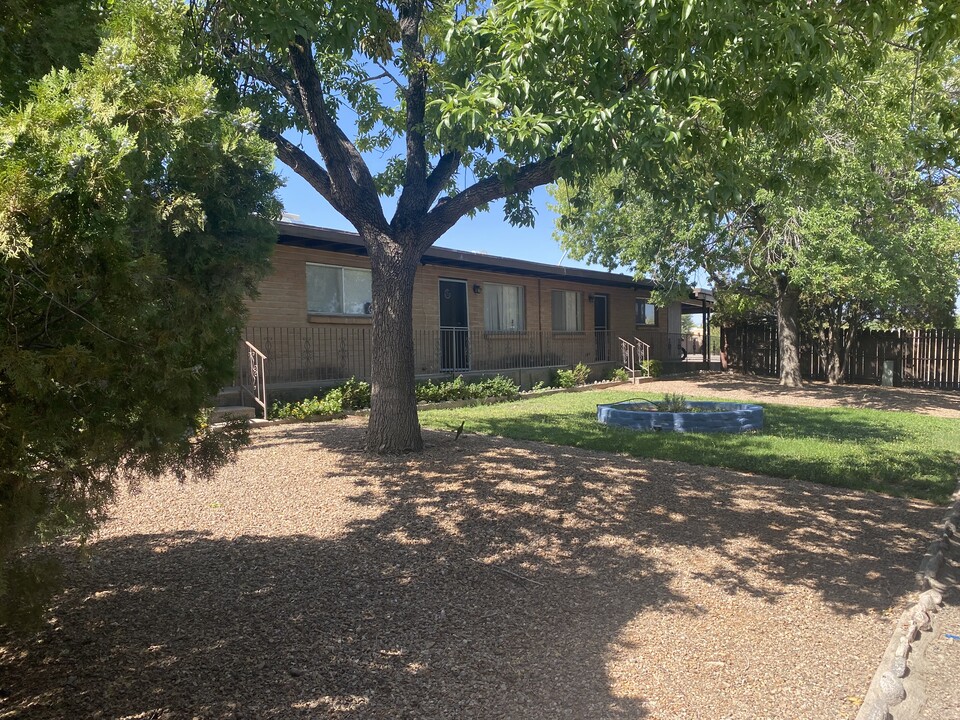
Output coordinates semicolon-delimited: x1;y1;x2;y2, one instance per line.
439;279;469;371
594;293;609;361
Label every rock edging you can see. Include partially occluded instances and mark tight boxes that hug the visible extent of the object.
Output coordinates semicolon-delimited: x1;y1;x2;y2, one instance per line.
855;485;960;720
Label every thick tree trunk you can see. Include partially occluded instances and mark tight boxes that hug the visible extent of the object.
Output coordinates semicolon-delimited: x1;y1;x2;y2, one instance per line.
816;326;831;382
365;234;424;453
826;327;844;384
821;305;852;385
837;315;858;385
775;274;803;387
817;322;843;385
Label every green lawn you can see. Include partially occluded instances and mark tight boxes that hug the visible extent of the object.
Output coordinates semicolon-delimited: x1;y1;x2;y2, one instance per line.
419;390;960;504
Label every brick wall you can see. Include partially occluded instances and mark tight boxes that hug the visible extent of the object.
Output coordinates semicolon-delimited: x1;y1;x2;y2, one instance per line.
243;244;673;381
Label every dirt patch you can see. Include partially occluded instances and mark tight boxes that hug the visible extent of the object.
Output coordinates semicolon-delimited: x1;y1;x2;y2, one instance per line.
627;373;960;419
0;420;942;719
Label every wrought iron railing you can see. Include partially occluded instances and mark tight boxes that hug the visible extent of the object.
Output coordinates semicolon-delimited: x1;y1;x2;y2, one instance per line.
233;327;723;390
237;327;628;386
619;336;652;380
620;337;636;377
240;340;268;419
595;329;611;362
634;337;651;373
440;326;470;371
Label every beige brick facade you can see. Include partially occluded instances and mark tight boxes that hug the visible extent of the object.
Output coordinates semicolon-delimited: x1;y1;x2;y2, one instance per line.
243;233;682;385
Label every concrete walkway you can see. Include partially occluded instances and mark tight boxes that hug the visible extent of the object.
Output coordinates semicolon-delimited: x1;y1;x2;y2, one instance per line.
914;548;960;720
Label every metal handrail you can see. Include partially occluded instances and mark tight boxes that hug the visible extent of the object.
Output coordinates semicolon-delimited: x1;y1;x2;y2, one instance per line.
241;340;268;420
619;337;636;378
238;326;664;384
634;337;651;376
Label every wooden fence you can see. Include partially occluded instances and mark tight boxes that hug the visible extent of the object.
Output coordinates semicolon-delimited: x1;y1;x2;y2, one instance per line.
723;325;960;390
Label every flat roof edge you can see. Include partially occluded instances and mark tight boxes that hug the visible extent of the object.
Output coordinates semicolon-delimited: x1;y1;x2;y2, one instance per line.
275;220;658;290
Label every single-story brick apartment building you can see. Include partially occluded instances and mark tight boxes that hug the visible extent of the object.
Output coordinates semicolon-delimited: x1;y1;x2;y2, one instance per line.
236;220;713;399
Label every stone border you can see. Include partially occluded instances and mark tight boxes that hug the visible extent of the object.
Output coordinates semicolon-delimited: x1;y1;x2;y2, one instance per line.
597;400;764;433
855;482;960;720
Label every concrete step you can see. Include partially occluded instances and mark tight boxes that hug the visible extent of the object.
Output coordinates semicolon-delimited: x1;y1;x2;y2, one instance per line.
210;405;256;423
214;387;242;406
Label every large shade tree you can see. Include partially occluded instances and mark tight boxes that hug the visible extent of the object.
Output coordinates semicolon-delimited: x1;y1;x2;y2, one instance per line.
0;0;280;625
0;0;106;106
193;0;948;450
552;32;960;386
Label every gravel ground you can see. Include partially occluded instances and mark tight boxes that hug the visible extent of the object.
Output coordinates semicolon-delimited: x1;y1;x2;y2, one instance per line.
1;400;944;720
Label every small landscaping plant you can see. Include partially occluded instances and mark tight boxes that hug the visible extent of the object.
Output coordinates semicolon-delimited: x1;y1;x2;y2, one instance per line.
272;376;373;419
468;375;521;400
417;375;472;402
271;394;345;420
607;367;630;382
640;359;662;377
655;393;691;412
417;375;519;403
339;377;371;410
554;362;591;388
272;374;519;419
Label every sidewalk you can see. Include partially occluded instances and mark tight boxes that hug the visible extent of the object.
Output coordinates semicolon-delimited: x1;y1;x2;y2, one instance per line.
914;548;960;720
854;495;959;720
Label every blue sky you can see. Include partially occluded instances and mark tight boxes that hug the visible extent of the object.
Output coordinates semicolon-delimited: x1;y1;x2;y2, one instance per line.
277;162;718;307
276;165;604;272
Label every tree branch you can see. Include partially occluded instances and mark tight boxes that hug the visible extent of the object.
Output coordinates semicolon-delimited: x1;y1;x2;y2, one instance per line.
424;150;462;208
245;59;306;118
371;61;404;90
394;1;429;228
219;40;308;119
423;154;563;247
264;130;343;216
287;36;389;235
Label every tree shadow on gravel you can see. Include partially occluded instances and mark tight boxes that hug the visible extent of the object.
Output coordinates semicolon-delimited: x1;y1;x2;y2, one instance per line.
0;422;942;719
329;425;938;614
3;528;660;720
418;402;959;502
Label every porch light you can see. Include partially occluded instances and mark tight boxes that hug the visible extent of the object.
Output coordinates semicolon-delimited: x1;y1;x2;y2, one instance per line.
473;284;482;294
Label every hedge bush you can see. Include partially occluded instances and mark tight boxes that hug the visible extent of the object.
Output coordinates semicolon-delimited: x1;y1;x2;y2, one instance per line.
417;375;519;403
607;367;630;382
554;362;591;388
640;359;663;378
272;375;520;419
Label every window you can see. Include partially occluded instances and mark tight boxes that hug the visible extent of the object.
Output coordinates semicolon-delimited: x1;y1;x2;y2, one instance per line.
636;299;657;327
484;283;525;332
552;290;583;332
306;263;372;315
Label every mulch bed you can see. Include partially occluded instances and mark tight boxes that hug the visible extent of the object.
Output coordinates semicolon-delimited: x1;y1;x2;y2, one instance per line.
0;414;943;719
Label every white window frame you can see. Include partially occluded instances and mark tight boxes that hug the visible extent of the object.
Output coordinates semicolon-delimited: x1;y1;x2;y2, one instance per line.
306;262;373;316
483;283;525;333
552;289;583;333
635;299;657;327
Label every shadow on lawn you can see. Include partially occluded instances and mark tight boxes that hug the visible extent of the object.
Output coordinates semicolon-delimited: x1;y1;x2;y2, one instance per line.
0;422;942;719
428;402;959;503
691;375;960;417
